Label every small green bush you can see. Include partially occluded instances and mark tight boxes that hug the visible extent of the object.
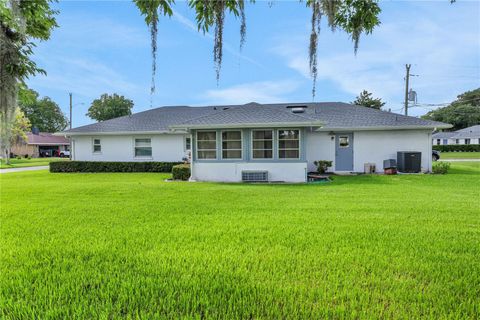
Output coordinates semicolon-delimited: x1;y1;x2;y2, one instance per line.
433;144;480;152
172;164;190;181
50;161;181;173
313;160;333;174
432;162;450;174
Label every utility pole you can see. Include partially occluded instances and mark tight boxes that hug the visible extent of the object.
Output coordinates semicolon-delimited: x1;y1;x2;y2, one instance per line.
404;64;411;116
69;93;73;129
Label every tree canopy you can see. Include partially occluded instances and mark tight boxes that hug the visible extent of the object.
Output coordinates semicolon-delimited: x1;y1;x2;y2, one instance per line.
86;93;134;122
18;87;68;133
10;107;31;145
421;88;480;131
352;90;385;109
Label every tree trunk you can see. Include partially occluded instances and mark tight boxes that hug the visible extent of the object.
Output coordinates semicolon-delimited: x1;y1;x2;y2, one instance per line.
0;22;19;165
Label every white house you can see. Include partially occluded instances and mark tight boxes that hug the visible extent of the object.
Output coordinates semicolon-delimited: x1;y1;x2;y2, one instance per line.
432;125;480;145
60;102;451;182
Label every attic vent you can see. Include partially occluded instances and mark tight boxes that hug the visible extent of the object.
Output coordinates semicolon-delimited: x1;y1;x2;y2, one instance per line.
286;105;307;113
242;170;268;182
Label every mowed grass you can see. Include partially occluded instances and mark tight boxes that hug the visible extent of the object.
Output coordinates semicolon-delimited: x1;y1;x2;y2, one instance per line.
441;152;480;159
0;157;68;169
1;163;479;319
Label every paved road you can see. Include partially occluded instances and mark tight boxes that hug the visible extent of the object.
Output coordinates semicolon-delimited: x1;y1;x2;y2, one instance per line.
0;166;49;174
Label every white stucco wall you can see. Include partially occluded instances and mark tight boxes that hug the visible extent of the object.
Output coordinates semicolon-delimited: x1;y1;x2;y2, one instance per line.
306;129;433;173
305;131;335;172
353;130;432;172
192;162;307;182
71;134;187;162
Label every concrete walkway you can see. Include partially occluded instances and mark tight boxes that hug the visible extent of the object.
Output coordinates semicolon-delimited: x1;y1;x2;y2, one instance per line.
0;166;49;174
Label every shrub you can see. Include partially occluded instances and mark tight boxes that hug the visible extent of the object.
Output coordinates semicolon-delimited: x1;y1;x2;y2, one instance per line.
313;160;333;174
433;144;480;152
15;155;21;160
172;164;191;181
432;162;450;174
50;161;181;173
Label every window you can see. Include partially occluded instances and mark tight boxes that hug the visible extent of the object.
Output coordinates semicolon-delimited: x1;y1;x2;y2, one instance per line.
465;138;471;145
278;129;300;159
252;130;273;159
436;139;441;145
93;138;101;153
185;137;191;150
455;139;459;144
222;131;242;159
443;139;448;145
339;136;350;148
134;138;152;157
197;131;217;159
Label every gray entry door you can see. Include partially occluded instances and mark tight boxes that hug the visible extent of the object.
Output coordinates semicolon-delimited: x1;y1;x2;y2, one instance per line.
335;133;354;171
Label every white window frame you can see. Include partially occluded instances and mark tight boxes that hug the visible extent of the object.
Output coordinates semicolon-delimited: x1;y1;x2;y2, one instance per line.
134;137;152;158
92;138;102;154
277;129;301;160
251;129;274;160
221;130;243;160
196;131;217;160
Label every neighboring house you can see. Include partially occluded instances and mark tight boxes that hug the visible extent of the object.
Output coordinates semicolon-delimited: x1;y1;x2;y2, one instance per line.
59;102;450;182
432;125;480;145
12;130;70;157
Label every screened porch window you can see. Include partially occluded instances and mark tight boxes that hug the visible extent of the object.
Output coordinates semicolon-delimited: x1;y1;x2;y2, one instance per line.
252;130;273;159
134;138;152;157
222;131;242;159
278;129;300;159
197;131;217;159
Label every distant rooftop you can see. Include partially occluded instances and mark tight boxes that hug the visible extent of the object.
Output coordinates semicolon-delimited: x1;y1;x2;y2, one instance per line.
433;124;480;139
27;132;70;145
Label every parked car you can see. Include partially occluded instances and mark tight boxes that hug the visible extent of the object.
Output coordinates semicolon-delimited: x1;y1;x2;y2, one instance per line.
432;150;440;161
59;150;70;158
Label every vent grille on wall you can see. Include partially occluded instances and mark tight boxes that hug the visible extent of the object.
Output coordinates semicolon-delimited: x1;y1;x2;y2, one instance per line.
242;170;268;182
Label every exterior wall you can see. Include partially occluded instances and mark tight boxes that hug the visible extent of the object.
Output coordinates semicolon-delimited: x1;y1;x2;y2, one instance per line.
71;134;187;162
353;130;432;172
306;129;432;173
11;143;37;157
191;128;307;182
305;131;334;172
432;137;480;145
192;162;307;182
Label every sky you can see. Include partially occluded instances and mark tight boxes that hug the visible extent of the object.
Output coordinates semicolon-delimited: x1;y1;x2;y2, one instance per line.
27;0;480;128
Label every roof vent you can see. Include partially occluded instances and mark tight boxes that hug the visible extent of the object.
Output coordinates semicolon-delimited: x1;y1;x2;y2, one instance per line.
286;105;307;113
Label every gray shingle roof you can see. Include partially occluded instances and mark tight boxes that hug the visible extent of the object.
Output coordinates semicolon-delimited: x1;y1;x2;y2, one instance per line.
63;102;451;134
433;125;480;139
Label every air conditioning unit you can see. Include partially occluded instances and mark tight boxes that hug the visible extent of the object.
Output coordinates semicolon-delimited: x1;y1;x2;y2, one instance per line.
242;170;268;182
397;152;421;173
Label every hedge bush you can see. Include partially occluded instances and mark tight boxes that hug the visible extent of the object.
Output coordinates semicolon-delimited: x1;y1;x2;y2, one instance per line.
433;144;480;152
172;164;190;181
432;162;450;174
50;161;181;173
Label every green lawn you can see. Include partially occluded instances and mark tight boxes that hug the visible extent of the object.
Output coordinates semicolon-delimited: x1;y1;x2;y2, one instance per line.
441;152;480;159
0;157;68;169
1;163;479;319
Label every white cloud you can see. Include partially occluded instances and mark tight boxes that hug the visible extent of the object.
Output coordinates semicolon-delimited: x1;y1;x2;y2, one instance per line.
201;80;300;105
272;4;480;115
172;10;264;68
29;56;143;99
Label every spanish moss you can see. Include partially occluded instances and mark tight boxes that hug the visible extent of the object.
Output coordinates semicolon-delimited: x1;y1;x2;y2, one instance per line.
239;0;246;51
309;0;322;100
150;8;158;96
213;1;225;84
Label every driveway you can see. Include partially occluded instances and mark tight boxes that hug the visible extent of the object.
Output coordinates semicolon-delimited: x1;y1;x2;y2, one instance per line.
0;166;49;174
